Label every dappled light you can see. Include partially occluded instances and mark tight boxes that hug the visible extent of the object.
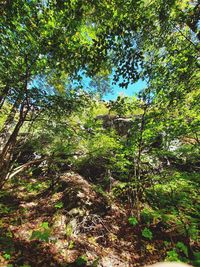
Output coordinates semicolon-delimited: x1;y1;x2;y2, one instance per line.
0;0;199;266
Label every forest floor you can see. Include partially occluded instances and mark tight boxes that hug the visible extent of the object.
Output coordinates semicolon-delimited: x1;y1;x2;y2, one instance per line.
0;171;181;267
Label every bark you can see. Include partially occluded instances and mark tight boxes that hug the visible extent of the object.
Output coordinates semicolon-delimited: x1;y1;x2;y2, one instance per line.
0;84;10;109
135;103;148;220
0;102;29;187
0;55;31;186
0;96;21;153
6;158;44;180
186;3;200;41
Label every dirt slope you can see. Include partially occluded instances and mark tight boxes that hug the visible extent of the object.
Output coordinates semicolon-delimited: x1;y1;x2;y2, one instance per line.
0;171;164;267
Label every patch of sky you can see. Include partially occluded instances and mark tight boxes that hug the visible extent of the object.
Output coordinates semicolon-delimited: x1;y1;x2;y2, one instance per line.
80;72;147;101
103;77;146;101
28;75;55;95
29;71;147;101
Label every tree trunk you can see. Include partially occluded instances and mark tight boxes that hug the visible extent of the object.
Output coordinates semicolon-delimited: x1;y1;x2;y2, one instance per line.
135;102;148;220
0;84;10;109
0;102;29;187
0;96;21;153
186;3;200;41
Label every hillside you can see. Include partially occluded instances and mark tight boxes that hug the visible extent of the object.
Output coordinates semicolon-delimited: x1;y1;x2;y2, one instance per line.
1;167;198;267
1;0;200;266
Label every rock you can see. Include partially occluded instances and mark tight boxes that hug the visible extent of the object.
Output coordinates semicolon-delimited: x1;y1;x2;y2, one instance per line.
99;253;130;267
68;207;87;216
52;214;68;237
96;114;134;136
60;171;110;215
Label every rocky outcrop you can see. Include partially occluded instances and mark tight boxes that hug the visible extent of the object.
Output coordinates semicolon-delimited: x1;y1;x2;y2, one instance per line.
59;171;110;215
96;114;134;136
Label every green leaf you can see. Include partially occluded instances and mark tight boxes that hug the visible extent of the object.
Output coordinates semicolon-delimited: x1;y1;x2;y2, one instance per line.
68;240;74;249
166;249;180;262
30;229;50;242
3;253;11;260
54;201;64;209
142;227;153;240
75;255;88;266
128;216;138;226
40;222;49;229
176;242;188;257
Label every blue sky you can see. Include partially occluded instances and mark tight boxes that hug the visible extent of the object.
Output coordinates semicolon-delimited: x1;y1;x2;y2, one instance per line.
103;79;146;101
30;73;147;101
81;72;147;101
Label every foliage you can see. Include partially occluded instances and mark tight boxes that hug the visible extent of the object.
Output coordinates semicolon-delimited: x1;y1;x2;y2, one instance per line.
193;252;200;267
165;242;190;262
165;249;180;262
142;228;153;240
68;240;75;250
75;255;88;266
30;222;51;242
128;216;138;226
0;0;199;265
141;207;162;225
54;201;64;209
176;242;188;258
3;253;11;260
66;224;73;237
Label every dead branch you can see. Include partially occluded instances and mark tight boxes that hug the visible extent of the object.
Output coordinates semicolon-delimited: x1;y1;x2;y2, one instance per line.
6;158;45;180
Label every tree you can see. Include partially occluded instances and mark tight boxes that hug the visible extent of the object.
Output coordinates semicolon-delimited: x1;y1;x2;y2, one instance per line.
0;0;199;186
0;0;109;184
88;0;199;99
